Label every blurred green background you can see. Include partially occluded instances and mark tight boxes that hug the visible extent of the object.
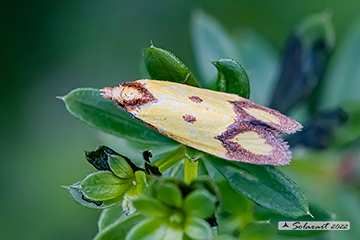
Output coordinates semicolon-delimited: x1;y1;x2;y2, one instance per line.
1;0;360;239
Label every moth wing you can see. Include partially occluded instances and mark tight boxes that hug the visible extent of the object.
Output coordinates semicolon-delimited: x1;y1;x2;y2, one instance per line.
218;125;292;165
102;79;301;165
231;99;303;134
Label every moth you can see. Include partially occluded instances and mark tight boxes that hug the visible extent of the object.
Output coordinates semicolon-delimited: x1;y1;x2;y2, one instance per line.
101;79;302;165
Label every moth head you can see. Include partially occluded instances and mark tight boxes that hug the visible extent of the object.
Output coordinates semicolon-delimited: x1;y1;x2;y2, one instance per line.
121;85;146;106
101;80;156;109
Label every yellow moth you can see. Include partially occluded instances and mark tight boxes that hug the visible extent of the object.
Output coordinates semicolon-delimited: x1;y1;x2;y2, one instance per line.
101;79;302;165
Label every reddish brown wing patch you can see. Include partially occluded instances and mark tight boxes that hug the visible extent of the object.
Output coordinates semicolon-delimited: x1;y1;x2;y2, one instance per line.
229;100;302;134
189;96;203;103
121;81;157;107
183;114;197;124
215;121;291;165
214;100;297;165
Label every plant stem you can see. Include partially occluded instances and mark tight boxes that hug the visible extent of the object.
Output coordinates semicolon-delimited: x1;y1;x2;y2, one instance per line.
184;157;199;184
153;146;185;172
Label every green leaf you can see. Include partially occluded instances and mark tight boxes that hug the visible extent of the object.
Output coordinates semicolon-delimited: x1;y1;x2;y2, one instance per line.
94;213;144;240
184;147;201;184
197;159;210;176
144;44;199;87
163;160;185;180
65;181;123;209
253;203;331;238
125;219;167;240
133;197;168;218
212;235;238;240
213;58;250;99
207;155;309;218
184;217;212;240
239;222;277;240
135;170;147;194
191;11;240;87
109;155;135;179
216;179;251;216
60;88;175;145
152;146;185;172
184;189;217;219
161;227;183;240
98;204;124;232
320;19;360;109
156;183;183;208
189;176;219;199
81;171;132;201
185;146;203;161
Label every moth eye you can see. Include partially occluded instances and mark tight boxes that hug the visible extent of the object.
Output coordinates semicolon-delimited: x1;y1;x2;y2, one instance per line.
121;86;144;105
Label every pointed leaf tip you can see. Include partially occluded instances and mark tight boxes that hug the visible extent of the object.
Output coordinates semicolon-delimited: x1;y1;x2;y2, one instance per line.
56;95;66;101
307;211;315;218
62;88;174;144
207;156;309;217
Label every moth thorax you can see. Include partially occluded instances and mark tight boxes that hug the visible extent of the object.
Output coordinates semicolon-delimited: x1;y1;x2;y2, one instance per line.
121;86;145;106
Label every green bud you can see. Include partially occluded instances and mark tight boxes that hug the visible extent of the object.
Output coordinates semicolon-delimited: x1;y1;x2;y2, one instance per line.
144;44;199;87
213;58;250;99
81;171;131;201
184;189;217;219
156;182;183;208
184;217;212;240
133;197;168;218
109;155;135;179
